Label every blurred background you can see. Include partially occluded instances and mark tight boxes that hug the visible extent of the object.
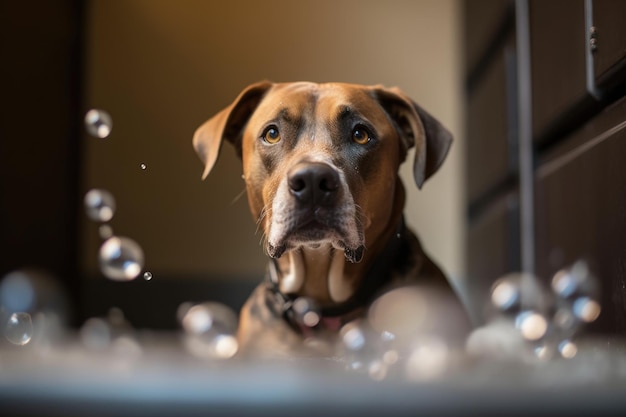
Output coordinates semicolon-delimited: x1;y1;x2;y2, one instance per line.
2;0;626;335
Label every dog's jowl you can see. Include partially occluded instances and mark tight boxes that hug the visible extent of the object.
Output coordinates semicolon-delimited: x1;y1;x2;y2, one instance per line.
193;81;471;357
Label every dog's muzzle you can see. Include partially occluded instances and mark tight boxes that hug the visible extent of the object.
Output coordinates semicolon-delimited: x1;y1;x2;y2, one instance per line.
266;161;364;262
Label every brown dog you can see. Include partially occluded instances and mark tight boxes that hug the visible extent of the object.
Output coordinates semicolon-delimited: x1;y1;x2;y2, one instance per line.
193;81;469;356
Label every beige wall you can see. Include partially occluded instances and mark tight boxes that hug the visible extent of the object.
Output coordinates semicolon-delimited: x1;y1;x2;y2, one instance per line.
82;0;465;282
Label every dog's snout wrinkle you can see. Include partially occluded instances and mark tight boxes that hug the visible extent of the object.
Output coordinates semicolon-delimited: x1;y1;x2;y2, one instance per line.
288;163;340;207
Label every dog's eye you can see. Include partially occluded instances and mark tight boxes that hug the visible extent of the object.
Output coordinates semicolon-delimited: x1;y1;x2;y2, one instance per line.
262;126;281;144
352;126;371;145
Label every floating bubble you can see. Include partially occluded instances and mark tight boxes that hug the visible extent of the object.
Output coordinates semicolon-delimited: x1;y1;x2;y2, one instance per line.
534;343;552;360
492;273;553;317
572;296;601;323
80;317;111;350
466;319;528;360
558;339;578;359
553;307;578;332
406;336;449;381
181;302;238;335
302;336;335;356
0;269;66;316
551;269;577;298
80;309;139;356
380;330;396;343
181;302;239;359
338;319;396;373
368;287;427;339
339;320;367;352
367;359;388;381
84;109;112;138
143;271;153;281
4;312;33;346
515;311;548;341
107;307;127;327
99;224;114;239
0;270;67;349
368;285;468;347
0;272;35;313
99;236;144;281
346;359;365;371
292;297;320;328
112;335;142;357
140;163;147;170
382;349;399;365
177;302;193;323
551;260;598;300
491;278;521;312
84;189;116;223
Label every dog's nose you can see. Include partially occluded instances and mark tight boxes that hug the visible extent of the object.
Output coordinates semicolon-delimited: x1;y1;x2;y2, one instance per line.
288;163;340;206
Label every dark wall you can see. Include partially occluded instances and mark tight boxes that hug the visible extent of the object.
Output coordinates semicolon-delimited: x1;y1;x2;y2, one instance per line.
0;0;84;319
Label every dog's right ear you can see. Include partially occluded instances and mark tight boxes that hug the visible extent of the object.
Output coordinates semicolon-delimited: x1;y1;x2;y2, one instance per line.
193;81;273;179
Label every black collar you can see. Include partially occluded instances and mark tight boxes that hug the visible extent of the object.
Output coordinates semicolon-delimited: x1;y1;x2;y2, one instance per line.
264;217;407;333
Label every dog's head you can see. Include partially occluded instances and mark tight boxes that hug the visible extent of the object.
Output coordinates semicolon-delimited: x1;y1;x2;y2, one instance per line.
193;81;451;267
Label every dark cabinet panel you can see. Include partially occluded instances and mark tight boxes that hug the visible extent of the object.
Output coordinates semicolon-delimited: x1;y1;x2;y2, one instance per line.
466;193;520;324
592;0;626;89
465;0;626;335
530;0;588;140
464;0;511;73
467;44;517;203
534;97;626;334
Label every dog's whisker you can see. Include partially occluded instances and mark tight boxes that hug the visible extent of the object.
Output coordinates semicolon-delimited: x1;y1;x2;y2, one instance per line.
256;206;270;226
256;206;269;225
230;187;247;206
354;204;371;229
254;205;271;239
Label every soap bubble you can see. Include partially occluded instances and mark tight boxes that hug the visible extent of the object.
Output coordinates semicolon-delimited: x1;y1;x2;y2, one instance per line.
491;277;521;312
382;348;400;365
368;287;427;341
80;308;140;356
84;189;116;223
80;317;111;350
4;312;33;345
406;336;449;381
367;358;388;381
533;343;554;360
143;271;153;281
368;285;468;347
551;260;599;300
180;302;239;359
140;163;147;170
551;269;577;298
479;260;602;364
491;273;552;316
515;310;549;341
338;319;398;376
99;236;144;281
553;306;578;333
0;269;66;316
99;224;114;240
339;320;366;352
0;270;67;348
558;339;578;359
572;296;601;323
291;297;320;328
84;109;112;138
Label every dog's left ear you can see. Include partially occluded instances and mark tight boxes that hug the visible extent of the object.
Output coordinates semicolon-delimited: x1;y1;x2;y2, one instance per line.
193;81;273;179
373;87;453;189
